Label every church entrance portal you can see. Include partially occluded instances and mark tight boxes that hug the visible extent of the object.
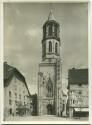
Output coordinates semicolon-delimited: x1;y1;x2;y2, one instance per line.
47;104;54;115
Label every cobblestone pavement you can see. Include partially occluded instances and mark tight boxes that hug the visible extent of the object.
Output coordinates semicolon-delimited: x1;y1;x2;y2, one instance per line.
4;115;88;121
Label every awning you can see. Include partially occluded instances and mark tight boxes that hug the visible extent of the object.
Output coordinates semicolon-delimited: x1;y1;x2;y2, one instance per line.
74;108;89;112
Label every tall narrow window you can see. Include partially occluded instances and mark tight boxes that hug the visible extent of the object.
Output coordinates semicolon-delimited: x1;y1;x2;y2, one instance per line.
9;91;11;97
15;93;17;98
49;41;52;52
9;99;12;105
52;24;54;32
10;108;12;114
49;25;52;36
46;25;49;36
42;43;46;57
46;78;53;97
19;94;21;99
55;43;58;54
44;43;46;55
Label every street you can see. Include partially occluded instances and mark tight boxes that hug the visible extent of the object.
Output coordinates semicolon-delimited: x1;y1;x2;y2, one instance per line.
5;115;88;121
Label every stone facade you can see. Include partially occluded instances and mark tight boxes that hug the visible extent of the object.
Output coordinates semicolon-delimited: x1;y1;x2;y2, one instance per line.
38;11;62;116
62;91;67;117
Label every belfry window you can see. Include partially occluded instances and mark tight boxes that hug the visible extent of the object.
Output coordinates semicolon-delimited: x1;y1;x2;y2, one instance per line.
42;43;46;57
44;43;46;55
46;25;49;36
55;43;58;54
49;41;52;52
52;24;54;33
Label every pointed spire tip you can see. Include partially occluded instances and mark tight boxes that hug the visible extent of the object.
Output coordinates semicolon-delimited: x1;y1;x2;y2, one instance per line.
48;10;55;21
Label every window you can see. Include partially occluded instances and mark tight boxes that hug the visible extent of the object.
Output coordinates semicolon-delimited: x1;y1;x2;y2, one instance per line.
44;43;46;55
19;94;21;99
79;91;82;94
49;25;52;36
15;100;17;105
46;78;53;97
52;24;55;33
49;41;52;52
63;100;64;104
10;108;12;114
55;43;58;54
42;43;46;57
73;100;74;104
43;81;44;84
9;99;12;105
9;91;11;97
46;25;49;36
79;83;82;86
15;93;17;98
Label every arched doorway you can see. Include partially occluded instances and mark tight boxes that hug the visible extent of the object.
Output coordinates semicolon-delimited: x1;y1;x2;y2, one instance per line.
47;104;54;115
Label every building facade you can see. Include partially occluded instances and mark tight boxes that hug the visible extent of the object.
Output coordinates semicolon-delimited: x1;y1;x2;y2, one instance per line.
38;11;62;116
68;68;88;117
62;90;67;117
30;94;38;116
4;62;31;118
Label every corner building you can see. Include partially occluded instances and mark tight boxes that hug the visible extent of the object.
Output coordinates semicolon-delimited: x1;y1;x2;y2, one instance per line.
68;68;88;117
38;11;62;116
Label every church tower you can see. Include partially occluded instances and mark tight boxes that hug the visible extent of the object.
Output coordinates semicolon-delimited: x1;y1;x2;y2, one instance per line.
42;10;60;61
38;11;62;116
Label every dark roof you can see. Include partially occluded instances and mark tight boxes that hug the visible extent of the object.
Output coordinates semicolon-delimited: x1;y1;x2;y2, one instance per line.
68;68;88;85
4;62;30;95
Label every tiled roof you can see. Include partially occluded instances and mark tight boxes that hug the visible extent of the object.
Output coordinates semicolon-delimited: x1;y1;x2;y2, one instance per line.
68;68;88;85
4;63;14;81
4;62;30;95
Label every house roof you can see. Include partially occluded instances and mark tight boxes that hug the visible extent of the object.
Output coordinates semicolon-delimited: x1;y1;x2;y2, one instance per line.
4;62;30;95
68;68;88;85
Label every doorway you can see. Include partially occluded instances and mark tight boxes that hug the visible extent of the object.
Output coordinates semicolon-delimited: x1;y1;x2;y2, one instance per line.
47;104;54;115
10;108;12;115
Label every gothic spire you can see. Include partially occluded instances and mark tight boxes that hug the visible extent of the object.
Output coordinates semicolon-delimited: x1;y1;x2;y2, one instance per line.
48;10;55;21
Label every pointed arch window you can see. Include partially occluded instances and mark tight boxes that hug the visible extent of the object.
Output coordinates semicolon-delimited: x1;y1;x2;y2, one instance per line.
55;43;58;54
46;25;49;36
52;24;55;33
46;78;53;97
49;41;52;52
49;25;52;36
42;43;46;57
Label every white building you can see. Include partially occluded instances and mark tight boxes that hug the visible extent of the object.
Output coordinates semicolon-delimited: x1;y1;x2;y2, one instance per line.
38;11;62;116
68;68;88;117
4;62;31;118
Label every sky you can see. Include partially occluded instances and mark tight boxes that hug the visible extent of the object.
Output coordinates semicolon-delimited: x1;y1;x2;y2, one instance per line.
4;3;88;94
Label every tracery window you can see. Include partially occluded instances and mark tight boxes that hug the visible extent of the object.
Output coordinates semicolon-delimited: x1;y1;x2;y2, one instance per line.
46;78;53;97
